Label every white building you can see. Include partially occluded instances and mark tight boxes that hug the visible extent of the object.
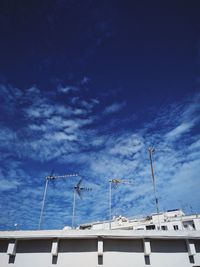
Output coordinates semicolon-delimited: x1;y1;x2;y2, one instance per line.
79;209;200;231
0;210;200;266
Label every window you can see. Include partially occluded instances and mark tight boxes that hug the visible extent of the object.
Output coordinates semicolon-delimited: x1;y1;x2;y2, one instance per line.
161;225;168;230
146;225;155;230
183;220;195;230
173;225;179;230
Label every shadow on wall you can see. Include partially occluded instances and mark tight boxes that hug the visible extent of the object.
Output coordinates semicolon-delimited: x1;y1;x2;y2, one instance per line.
151;240;187;253
0;240;8;253
59;239;97;252
104;239;143;252
16;239;52;253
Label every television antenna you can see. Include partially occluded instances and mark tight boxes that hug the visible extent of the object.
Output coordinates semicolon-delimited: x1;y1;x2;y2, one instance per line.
148;147;161;229
38;171;79;229
109;178;133;230
72;178;92;228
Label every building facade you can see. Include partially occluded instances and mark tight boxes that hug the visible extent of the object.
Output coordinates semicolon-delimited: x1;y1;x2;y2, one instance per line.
0;229;200;267
79;209;200;231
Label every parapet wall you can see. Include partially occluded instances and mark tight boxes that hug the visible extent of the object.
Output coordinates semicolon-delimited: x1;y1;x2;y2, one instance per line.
0;230;200;267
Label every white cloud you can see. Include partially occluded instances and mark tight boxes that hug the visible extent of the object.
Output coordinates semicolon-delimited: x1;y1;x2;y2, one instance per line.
0;162;27;192
57;85;79;94
45;131;77;142
0;178;20;191
24;102;74;118
24;91;98;124
103;101;126;115
25;86;41;98
160;159;200;211
189;139;200;150
182;94;200;119
71;97;99;111
0;84;22;101
0;127;16;142
45;116;94;132
80;76;90;85
165;122;194;140
108;134;144;158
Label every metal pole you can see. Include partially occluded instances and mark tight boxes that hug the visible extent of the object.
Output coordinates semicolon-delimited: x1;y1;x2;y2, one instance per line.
72;189;76;229
38;172;79;230
148;147;161;229
109;181;112;230
38;178;49;230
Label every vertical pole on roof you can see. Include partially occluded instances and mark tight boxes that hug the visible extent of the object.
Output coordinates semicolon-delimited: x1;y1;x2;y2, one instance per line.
71;178;92;229
38;177;49;230
148;147;161;230
109;180;112;230
72;188;76;229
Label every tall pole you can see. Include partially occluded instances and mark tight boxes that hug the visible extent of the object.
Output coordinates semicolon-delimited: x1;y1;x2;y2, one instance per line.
72;189;76;228
38;173;79;230
109;181;112;230
148;147;160;229
38;178;49;230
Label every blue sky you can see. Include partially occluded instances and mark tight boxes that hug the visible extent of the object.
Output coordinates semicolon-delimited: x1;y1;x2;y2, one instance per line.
0;1;200;230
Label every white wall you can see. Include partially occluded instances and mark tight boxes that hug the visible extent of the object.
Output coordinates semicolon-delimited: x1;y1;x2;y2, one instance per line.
1;237;200;267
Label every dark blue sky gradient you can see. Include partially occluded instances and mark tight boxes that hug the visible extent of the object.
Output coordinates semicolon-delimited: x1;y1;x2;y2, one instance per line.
0;1;199;94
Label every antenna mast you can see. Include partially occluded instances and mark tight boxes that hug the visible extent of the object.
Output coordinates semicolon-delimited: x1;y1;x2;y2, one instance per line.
72;178;92;229
109;178;133;230
38;172;78;230
148;147;160;229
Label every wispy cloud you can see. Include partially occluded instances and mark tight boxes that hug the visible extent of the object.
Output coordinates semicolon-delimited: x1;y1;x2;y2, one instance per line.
165;121;195;140
71;97;99;111
80;76;90;85
0;178;20;191
57;85;79;94
0;127;16;143
103;101;126;115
